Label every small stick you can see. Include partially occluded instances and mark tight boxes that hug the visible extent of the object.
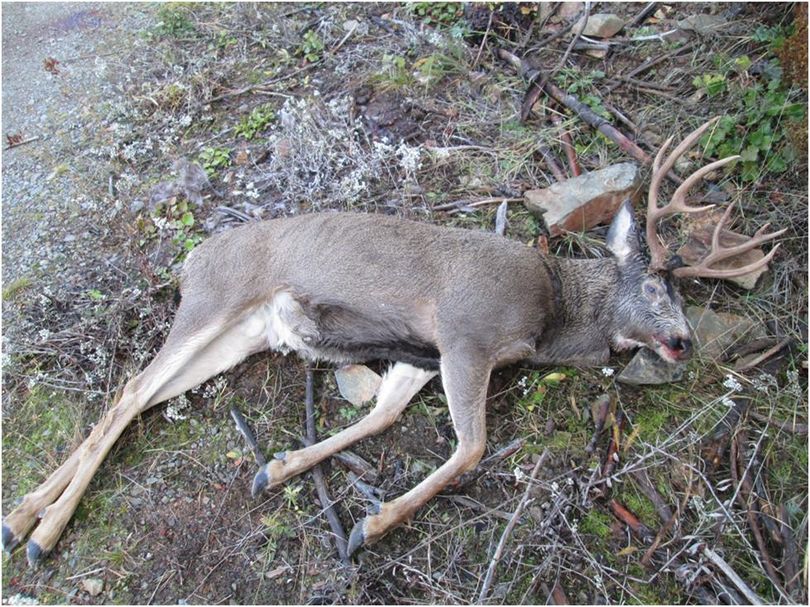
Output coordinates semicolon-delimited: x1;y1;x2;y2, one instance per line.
732;431;788;596
748;411;807;435
303;367;350;564
630;2;658;27
734;337;792;371
477;449;549;603
698;544;765;604
550;112;581;176
550;581;569;604
432;197;522;212
230;406;266;466
608;499;653;541
452;438;525;490
778;504;802;598
537;144;567;182
5;136;40;150
630;469;673;523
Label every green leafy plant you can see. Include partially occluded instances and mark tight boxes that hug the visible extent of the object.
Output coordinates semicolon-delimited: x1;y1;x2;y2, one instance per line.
234;104;276;139
152;197;203;254
299;30;324;63
411;2;464;26
199;147;231;176
692;73;727;97
698;70;805;181
154;3;195;38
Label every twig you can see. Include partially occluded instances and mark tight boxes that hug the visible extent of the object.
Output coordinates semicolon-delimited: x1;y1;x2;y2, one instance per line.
697;544;765;604
527;7;586;54
452;438;525;489
5;136;40;150
630;469;673;523
609;499;653;541
778;504;802;599
477;449;549;603
433;196;522;212
498;48;682;185
537;143;567;182
609;74;677;92
472;9;493;70
734;337;792;371
630;2;658;27
550;112;580;176
748;411;807;434
229;406;266;466
606;41;696;93
303;367;350;564
731;430;788;596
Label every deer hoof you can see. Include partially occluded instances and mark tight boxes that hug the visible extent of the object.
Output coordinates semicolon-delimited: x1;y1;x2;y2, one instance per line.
2;523;19;554
26;539;46;567
251;468;269;497
347;519;367;557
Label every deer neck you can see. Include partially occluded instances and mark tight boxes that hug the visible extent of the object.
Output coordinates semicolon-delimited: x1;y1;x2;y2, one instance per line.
532;257;620;366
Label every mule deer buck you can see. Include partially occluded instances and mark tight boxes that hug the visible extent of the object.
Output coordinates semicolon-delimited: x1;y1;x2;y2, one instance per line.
3;118;784;564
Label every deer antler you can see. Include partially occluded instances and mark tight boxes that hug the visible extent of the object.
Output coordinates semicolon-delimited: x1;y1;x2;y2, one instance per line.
646;117;786;278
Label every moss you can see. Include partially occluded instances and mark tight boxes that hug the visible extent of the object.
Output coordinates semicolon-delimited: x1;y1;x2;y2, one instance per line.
2;276;33;301
579;509;612;539
2;386;82;498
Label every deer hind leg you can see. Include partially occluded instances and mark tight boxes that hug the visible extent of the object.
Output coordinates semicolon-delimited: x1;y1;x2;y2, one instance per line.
4;304;270;565
252;362;437;495
347;349;490;555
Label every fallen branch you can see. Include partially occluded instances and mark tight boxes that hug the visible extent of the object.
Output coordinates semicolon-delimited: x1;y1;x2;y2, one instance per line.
4;135;40;150
229;406;266;466
499;48;683;184
303;367;350;565
748;411;807;435
477;449;549;603
606;40;697;92
697;544;765;604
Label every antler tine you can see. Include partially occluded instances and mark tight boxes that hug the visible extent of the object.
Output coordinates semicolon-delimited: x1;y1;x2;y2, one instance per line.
646;118;723;270
672;200;788;279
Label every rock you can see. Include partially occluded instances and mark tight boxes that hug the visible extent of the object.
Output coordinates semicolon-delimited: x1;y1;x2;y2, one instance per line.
617;349;685;385
524;162;641;237
334;364;382;406
677;14;727;35
578;13;625;38
81;578;104;597
686;306;766;360
556;2;584;21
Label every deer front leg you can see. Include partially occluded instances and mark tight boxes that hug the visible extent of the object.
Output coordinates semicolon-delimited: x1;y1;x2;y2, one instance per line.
347;349;490;555
252;363;436;493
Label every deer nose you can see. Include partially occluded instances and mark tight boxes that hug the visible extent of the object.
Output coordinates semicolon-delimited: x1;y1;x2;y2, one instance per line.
668;336;692;358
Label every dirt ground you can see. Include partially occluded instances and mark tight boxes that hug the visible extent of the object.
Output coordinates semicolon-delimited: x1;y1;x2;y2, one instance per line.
2;3;807;605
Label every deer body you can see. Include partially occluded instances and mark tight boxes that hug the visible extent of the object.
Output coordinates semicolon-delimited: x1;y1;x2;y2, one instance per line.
3;119;782;565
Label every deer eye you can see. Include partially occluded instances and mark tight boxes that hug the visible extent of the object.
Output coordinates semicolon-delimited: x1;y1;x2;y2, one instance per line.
644;284;657;295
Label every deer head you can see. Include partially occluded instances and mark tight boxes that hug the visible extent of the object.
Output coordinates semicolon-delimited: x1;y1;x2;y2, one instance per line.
606;117;786;363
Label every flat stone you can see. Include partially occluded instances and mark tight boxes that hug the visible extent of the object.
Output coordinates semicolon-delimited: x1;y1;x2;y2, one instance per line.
677;14;727;35
578;13;625;38
524;162;641;236
686;305;766;360
617;348;685;385
335;364;382;406
81;578;104;597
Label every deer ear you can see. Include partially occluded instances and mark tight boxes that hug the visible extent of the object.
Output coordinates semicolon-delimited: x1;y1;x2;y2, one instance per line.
606;200;641;263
